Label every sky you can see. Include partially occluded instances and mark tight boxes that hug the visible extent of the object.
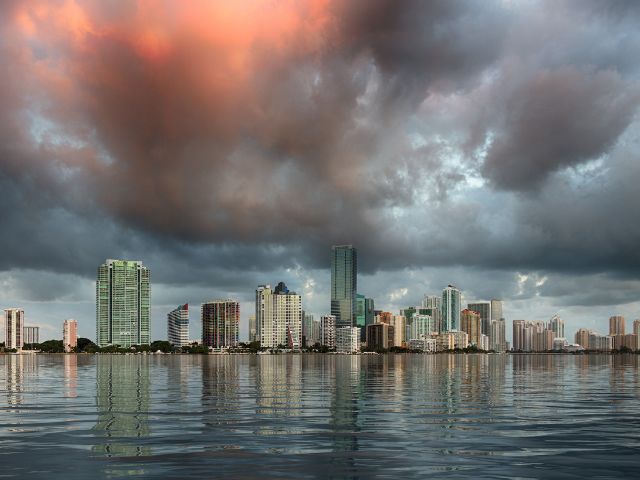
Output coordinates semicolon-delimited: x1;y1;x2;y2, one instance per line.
1;0;639;343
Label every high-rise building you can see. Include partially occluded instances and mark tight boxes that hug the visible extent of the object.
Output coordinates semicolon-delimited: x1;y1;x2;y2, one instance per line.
23;326;40;345
96;259;150;348
302;313;318;346
63;319;78;353
331;245;357;328
356;294;366;331
441;285;461;332
548;314;565;339
422;295;442;332
410;314;436;339
366;323;394;350
202;300;239;348
256;283;302;349
4;308;24;350
490;299;503;322
467;301;491;337
634;319;640;336
490;319;506;352
248;315;257;343
167;304;189;347
575;328;591;350
391;315;406;347
336;327;360;353
461;309;482;346
609;316;625;336
365;298;375;328
512;320;526;351
320;315;336;348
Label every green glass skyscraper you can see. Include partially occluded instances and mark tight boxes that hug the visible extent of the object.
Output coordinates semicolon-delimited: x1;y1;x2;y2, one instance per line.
96;259;150;347
331;245;357;328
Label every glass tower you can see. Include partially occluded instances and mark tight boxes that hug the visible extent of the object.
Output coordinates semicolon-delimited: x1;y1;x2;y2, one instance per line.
441;285;461;332
96;259;150;347
331;245;357;328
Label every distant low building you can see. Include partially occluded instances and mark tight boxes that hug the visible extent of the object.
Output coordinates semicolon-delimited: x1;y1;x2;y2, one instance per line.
408;337;436;352
336;327;360;353
23;325;40;345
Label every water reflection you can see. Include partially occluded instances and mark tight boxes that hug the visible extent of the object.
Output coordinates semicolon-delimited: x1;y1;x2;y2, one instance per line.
93;355;151;457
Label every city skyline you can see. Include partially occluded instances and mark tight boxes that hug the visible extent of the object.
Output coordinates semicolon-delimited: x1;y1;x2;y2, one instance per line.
1;1;640;345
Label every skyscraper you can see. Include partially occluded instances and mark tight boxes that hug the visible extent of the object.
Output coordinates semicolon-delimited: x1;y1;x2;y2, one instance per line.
249;315;258;343
609;316;625;336
490;318;506;352
167;304;189;347
442;285;462;332
548;314;564;339
256;282;302;349
461;309;482;346
331;245;357;328
422;295;442;333
96;259;150;348
490;299;503;322
320;315;337;348
201;300;239;348
356;294;366;332
4;308;24;350
467;301;491;336
63;319;78;353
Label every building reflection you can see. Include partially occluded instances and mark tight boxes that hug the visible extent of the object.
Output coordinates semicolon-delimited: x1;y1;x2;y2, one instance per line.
255;355;302;418
93;355;151;457
201;355;240;425
63;354;78;398
3;354;37;407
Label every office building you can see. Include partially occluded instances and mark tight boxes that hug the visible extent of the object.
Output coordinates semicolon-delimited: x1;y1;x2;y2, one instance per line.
167;304;189;347
63;319;78;353
256;283;302;349
461;309;482;346
302;313;317;346
410;314;436;339
23;326;40;345
490;299;503;322
609;316;625;336
4;308;24;350
422;295;442;333
356;294;366;332
392;315;406;347
441;285;461;332
365;298;375;329
320;315;336;348
366;323;394;350
467;301;491;337
331;245;357;327
202;300;239;348
336;326;360;353
96;259;150;348
490;318;506;352
548;314;565;339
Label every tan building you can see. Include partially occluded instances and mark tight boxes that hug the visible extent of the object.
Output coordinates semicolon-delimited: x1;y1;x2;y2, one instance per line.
533;329;554;352
633;319;640;336
575;328;591;350
621;334;639;351
63;319;78;353
366;323;394;350
436;332;454;351
609;316;625;336
451;331;469;349
461;309;481;346
391;315;406;347
375;312;393;325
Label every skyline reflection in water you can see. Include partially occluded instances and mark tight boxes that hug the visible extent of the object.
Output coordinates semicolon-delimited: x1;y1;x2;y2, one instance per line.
0;354;639;478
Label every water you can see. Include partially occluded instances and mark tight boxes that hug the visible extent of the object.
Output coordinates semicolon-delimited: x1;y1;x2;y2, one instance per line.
1;354;639;479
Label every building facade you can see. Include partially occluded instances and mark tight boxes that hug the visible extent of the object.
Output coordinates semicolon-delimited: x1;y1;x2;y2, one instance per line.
23;326;40;345
320;315;336;348
366;323;394;350
548;314;565;339
467;301;491;337
63;319;78;353
249;315;257;343
410;314;436;339
336;327;360;353
167;304;189;347
461;309;482;346
331;245;357;328
96;259;150;347
202;300;239;348
490;299;503;322
4;308;24;350
609;316;625;336
256;283;301;349
490;318;506;352
441;285;461;332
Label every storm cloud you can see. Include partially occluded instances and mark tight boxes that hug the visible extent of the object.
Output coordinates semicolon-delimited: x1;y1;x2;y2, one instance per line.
0;0;639;339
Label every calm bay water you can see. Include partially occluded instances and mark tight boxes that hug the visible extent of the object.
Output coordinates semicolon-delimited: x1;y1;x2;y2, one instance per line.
1;354;639;479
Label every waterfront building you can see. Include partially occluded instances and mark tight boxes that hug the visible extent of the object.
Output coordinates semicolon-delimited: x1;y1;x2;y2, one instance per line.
553;338;568;351
574;328;590;350
336;327;360;353
436;332;454;351
532;328;554;352
4;308;24;350
331;245;357;328
249;315;257;343
461;309;482;346
364;297;375;329
422;295;442;332
479;334;489;351
490;299;503;323
441;285;462;332
621;334;639;351
96;259;150;348
392;315;406;347
167;304;189;347
23;326;39;345
63;319;78;353
320;315;336;348
256;283;302;349
410;314;436;339
302;313;317;346
467;301;491;337
512;320;531;352
356;294;366;332
548;314;565;339
451;331;469;349
366;323;394;350
490;318;506;352
634;319;640;336
609;316;625;336
202;300;240;349
408;337;437;352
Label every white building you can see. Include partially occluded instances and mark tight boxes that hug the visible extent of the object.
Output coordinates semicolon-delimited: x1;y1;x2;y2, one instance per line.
256;282;302;349
336;326;360;353
167;304;190;347
4;308;24;350
490;318;506;352
320;315;336;348
23;326;40;345
479;334;489;351
442;285;462;332
410;314;436;339
408;337;437;352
